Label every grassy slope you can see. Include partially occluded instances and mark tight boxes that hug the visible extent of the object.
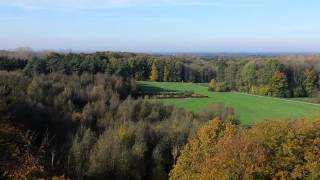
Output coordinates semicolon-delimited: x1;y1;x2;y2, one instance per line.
286;97;318;103
138;81;320;125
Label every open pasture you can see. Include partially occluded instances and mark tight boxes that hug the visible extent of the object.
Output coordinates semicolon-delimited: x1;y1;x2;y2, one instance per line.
138;81;320;125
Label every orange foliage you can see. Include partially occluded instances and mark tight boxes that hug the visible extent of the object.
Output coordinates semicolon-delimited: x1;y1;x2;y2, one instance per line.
1;123;70;179
170;118;320;179
0;125;44;179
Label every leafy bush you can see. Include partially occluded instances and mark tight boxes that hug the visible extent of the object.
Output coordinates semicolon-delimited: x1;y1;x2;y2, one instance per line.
209;79;228;92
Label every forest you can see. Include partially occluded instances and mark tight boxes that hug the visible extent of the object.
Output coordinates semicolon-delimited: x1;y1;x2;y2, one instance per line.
1;51;319;98
1;51;320;179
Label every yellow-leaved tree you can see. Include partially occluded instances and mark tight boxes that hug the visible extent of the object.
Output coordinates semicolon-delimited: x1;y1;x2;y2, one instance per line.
150;62;158;81
170;118;320;180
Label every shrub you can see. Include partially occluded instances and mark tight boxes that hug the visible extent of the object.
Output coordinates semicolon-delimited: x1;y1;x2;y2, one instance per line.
209;79;228;92
208;79;218;91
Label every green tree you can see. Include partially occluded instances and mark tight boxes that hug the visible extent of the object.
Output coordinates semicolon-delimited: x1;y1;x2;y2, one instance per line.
259;59;284;85
216;61;226;82
163;65;169;82
241;61;257;88
224;63;239;90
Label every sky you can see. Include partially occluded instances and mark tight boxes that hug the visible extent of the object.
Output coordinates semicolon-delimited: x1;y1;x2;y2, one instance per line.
0;0;320;53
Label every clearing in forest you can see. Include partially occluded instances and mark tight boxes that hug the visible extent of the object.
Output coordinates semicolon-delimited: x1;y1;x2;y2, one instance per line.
138;81;320;125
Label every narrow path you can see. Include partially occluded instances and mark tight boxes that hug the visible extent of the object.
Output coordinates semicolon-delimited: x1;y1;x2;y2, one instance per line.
233;92;320;106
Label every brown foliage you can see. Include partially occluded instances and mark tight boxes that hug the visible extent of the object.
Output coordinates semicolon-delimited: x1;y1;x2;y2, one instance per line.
0;122;71;179
170;118;320;180
0;124;45;179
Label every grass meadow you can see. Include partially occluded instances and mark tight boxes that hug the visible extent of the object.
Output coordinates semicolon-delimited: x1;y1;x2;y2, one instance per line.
138;81;320;125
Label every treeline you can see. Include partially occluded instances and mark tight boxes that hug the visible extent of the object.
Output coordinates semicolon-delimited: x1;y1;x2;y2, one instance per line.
170;118;320;179
0;56;28;71
0;70;239;179
209;59;320;97
2;51;320;98
22;52;215;83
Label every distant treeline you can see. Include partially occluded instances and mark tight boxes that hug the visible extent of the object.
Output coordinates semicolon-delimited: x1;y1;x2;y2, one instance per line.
0;51;319;97
21;52;215;83
210;59;320;98
0;56;28;71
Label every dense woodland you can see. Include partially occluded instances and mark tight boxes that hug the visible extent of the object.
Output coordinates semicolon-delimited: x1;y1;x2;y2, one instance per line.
0;70;237;179
1;50;320;179
1;51;319;98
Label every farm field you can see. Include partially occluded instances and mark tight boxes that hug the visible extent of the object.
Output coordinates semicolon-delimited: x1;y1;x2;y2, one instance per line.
138;81;320;125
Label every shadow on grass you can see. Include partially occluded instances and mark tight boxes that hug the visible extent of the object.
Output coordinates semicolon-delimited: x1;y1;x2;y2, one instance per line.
137;83;177;93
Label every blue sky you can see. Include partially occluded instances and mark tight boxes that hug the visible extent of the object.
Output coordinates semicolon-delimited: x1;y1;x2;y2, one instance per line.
0;0;320;52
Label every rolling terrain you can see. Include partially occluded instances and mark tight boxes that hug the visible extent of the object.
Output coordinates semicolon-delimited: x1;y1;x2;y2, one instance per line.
138;81;320;125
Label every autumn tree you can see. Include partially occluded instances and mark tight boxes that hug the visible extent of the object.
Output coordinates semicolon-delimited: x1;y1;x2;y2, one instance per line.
248;119;320;179
150;62;158;81
170;118;320;180
208;79;218;91
304;69;318;96
198;103;239;124
169;118;266;180
209;79;228;92
169;118;226;179
269;71;288;97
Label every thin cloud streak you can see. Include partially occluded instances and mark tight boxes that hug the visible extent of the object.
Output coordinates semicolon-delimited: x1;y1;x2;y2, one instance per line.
2;0;206;10
1;0;269;10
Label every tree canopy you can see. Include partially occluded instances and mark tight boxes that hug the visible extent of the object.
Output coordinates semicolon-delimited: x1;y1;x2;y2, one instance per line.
170;118;320;179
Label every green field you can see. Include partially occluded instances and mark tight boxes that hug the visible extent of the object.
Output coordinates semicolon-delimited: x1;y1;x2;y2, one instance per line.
286;97;318;103
138;81;320;125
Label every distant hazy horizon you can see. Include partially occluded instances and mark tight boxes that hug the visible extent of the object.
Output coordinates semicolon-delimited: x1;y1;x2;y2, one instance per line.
1;0;320;52
3;47;320;57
